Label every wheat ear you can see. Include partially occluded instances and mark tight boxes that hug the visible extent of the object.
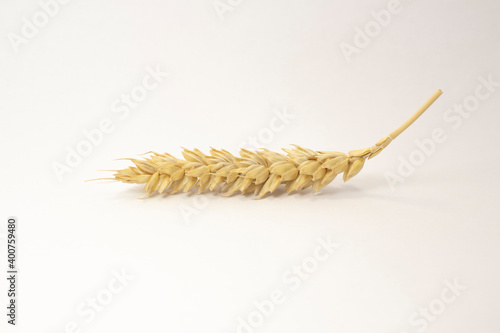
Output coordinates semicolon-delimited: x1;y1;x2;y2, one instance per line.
108;90;442;198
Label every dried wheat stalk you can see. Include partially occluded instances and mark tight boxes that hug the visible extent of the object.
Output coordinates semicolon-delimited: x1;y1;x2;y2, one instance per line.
105;90;442;198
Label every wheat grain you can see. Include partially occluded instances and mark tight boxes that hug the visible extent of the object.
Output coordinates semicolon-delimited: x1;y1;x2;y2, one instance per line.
107;90;442;198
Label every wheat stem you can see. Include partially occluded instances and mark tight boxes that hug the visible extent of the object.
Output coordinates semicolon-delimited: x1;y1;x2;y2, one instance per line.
357;89;443;162
389;89;443;140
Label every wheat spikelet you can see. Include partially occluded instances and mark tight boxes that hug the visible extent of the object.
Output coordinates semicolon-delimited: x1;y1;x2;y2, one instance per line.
106;90;442;198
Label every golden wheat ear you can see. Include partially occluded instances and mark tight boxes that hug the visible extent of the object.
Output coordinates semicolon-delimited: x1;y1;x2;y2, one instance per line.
105;90;442;198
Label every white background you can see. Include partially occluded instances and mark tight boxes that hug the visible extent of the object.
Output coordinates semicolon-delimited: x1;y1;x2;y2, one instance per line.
1;0;499;332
